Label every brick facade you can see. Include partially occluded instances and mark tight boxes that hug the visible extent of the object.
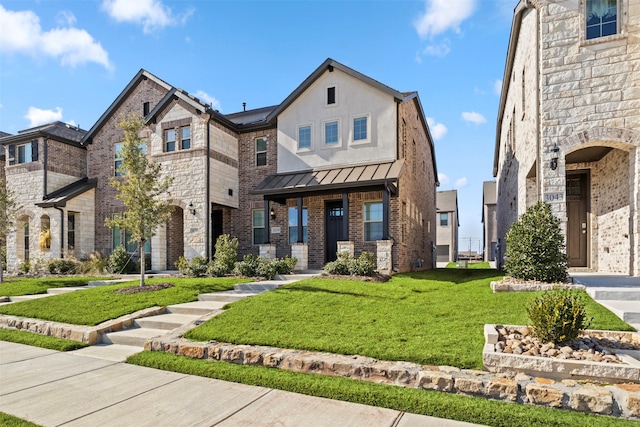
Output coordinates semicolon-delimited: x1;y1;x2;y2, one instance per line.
495;0;640;276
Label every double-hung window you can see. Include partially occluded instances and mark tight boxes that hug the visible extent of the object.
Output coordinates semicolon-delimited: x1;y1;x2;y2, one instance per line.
256;137;267;166
364;202;383;241
440;212;449;226
180;126;191;149
288;207;308;244
298;125;311;149
18;143;33;163
114;143;123;176
324;121;339;146
252;209;267;244
353;116;368;142
586;0;618;40
165;129;176;152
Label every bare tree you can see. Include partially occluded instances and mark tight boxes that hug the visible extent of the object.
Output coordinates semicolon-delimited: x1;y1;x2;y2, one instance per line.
0;179;20;283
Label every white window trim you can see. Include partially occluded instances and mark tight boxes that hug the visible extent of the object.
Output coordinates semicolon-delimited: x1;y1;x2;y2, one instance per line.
322;118;342;149
252;209;267;245
351;113;371;145
296;123;313;152
326;83;338;107
255;136;268;167
580;0;626;46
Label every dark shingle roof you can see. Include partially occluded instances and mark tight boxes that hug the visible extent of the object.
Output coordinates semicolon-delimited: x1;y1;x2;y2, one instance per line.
436;190;458;212
0;122;86;146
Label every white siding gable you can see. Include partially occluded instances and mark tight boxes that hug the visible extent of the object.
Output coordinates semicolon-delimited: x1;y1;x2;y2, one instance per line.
277;68;397;173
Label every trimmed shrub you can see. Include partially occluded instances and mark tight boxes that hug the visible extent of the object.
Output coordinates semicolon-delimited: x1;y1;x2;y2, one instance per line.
527;289;591;344
108;245;136;274
234;254;261;277
324;252;377;277
257;260;278;280
271;256;298;275
175;256;209;277
324;252;351;275
47;258;80;275
504;202;568;283
79;252;109;274
213;234;238;274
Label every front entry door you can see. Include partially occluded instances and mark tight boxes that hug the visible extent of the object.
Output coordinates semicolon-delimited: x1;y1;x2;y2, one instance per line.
566;173;589;267
211;210;223;255
325;201;344;263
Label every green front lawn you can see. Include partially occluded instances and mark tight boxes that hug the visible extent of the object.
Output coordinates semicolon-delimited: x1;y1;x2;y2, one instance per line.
0;277;246;326
185;269;633;369
0;329;88;351
0;277;108;297
127;351;637;427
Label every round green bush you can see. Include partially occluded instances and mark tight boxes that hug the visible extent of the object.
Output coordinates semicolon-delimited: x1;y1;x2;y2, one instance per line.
526;289;591;344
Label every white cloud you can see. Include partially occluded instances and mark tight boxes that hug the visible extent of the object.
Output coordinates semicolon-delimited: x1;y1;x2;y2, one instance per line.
494;79;503;96
56;11;76;27
25;106;63;127
438;173;450;186
455;177;468;188
414;0;476;39
426;117;448;140
461;111;487;124
420;41;451;58
194;90;221;111
101;0;194;33
0;5;112;70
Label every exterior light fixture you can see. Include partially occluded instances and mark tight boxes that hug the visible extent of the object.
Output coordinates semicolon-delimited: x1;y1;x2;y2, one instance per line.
550;143;559;171
188;202;196;216
270;207;276;220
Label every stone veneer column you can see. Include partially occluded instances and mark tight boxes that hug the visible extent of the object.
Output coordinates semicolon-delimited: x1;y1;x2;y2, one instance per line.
291;243;308;271
336;241;354;257
541;146;567;236
259;244;276;260
151;225;167;271
632;147;640;276
376;240;393;275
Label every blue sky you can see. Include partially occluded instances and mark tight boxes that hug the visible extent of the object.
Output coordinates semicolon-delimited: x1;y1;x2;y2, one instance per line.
0;0;517;253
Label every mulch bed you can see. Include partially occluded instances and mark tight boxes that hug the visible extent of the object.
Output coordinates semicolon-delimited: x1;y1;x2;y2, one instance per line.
114;283;175;294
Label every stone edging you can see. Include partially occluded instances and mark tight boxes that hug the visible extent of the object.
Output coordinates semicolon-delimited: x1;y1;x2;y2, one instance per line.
0;307;167;345
145;335;640;420
490;281;586;292
483;324;640;384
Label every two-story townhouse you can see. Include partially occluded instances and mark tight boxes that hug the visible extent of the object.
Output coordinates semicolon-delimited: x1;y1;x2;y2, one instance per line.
81;70;241;271
250;59;439;273
0;122;94;270
436;190;459;264
494;0;640;276
482;181;497;262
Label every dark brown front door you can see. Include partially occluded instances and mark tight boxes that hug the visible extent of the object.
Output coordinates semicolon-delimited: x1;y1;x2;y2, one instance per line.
211;210;223;254
566;172;589;267
325;201;344;263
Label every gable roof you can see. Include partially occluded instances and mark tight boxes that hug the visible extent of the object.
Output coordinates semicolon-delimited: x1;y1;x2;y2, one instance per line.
266;58;405;122
436;190;458;213
36;177;97;208
82;69;173;145
0;121;86;146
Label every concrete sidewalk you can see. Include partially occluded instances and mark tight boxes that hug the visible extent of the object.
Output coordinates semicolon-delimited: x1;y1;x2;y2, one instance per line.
0;341;482;427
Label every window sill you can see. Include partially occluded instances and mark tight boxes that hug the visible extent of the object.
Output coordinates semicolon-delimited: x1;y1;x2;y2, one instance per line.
580;32;626;48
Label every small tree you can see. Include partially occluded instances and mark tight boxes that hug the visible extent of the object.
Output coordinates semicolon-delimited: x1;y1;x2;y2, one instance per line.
106;114;174;286
504;201;568;283
0;180;20;283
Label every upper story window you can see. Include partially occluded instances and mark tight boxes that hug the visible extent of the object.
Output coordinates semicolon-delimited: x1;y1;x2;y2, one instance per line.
327;86;336;105
114;141;147;176
180;126;191;150
256;137;267;166
440;212;449;226
8;140;38;165
324;120;339;146
298;125;311;150
165;129;176;152
586;0;618;40
18;143;33;164
353;116;368;142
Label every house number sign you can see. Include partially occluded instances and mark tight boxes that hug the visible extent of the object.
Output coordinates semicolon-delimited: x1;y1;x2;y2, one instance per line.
544;193;564;202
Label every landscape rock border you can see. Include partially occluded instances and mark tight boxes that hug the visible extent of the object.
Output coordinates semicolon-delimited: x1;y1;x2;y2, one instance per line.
490;277;586;292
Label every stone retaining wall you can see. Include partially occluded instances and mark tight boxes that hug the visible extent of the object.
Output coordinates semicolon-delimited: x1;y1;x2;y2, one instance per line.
146;336;640;420
0;307;166;345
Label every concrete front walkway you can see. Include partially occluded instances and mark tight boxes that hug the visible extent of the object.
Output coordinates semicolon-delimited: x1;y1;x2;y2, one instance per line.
571;272;640;331
0;341;482;427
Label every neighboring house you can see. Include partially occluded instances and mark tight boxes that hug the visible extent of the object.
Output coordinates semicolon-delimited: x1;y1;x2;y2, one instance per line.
482;181;497;262
494;0;640;276
2;58;439;274
435;190;459;263
0;122;95;269
0;131;9;185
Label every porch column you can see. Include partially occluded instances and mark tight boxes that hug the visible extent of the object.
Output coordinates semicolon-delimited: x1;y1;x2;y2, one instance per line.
342;192;349;240
337;241;354;257
297;197;303;243
291;243;308;271
259;244;276;260
376;239;393;275
382;187;390;240
264;200;271;243
631;146;640;276
151;223;167;271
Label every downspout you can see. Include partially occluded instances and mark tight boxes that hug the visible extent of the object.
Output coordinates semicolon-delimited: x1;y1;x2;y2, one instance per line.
43;137;48;199
205;116;211;258
534;2;542;202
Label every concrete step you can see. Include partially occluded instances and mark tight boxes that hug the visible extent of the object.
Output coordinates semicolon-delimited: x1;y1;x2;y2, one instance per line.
47;287;87;295
9;294;51;302
597;300;640;324
167;301;226;315
134;313;201;330
587;288;640;301
101;327;167;347
198;292;257;302
69;343;142;362
234;283;280;292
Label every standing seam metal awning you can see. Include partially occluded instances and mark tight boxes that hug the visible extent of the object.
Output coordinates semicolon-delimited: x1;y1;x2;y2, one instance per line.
251;160;404;198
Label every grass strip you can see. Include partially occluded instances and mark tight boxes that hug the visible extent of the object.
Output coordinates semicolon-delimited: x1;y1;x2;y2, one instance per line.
0;277;109;297
128;351;636;427
0;328;88;351
185;270;632;369
0;413;40;427
0;277;246;326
